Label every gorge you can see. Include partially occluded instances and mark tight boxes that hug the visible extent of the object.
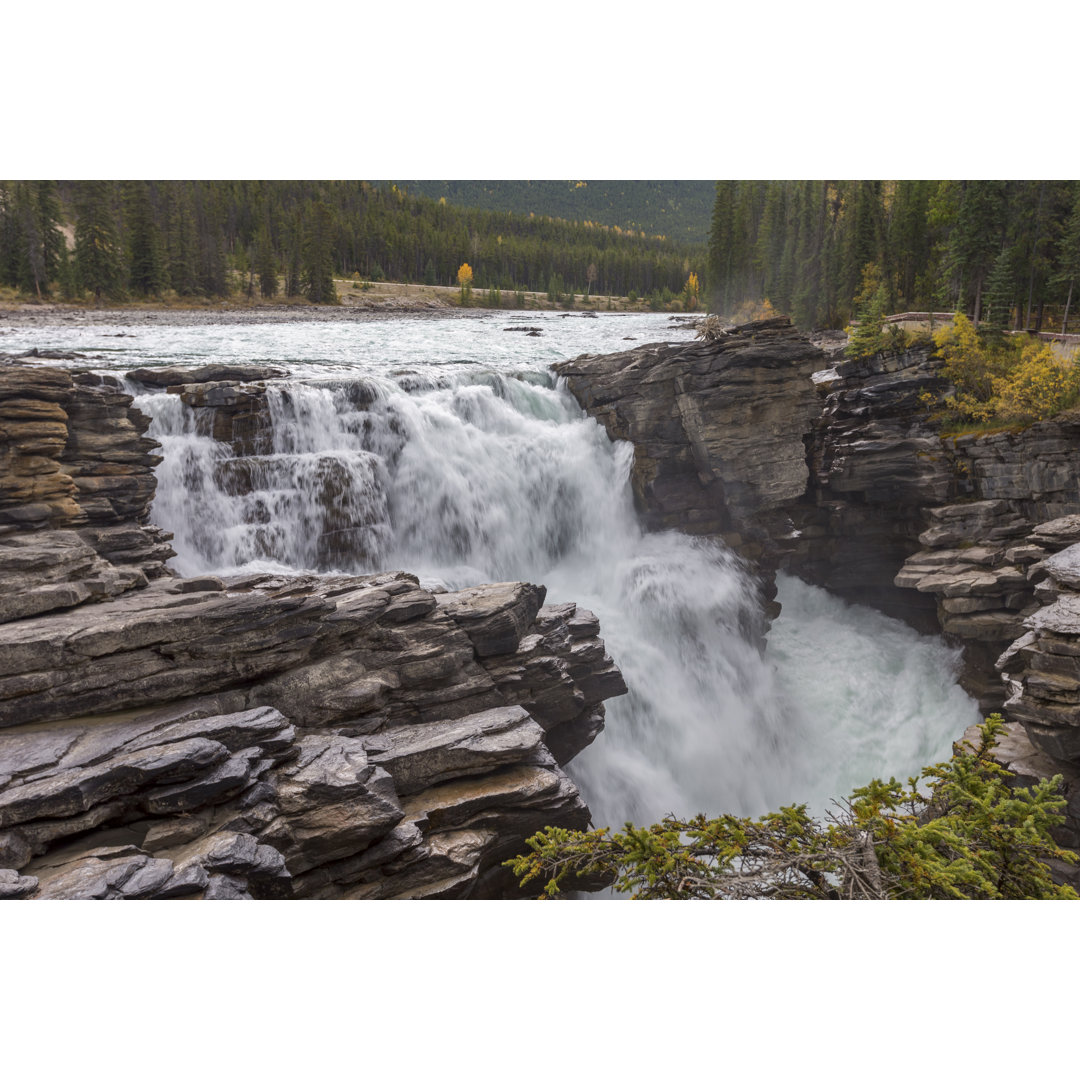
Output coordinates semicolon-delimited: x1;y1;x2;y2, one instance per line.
2;310;1076;898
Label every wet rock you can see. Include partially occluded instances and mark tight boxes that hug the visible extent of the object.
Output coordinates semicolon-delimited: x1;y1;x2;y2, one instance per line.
126;364;287;387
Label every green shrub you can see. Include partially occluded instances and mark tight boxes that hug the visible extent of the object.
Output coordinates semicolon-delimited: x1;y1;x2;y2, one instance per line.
506;715;1078;900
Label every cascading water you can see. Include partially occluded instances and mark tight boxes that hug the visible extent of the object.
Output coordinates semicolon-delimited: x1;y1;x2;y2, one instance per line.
136;347;981;830
2;308;972;831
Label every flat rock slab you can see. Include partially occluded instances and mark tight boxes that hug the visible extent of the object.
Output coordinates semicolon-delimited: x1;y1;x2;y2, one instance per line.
1045;544;1080;589
1026;594;1080;637
126;364;287;387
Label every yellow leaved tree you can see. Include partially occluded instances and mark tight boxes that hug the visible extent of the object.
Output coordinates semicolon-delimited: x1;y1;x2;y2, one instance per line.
457;262;473;304
683;271;700;311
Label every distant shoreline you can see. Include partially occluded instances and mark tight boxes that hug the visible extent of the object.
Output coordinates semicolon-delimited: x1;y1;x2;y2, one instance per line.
0;301;671;331
0;303;479;330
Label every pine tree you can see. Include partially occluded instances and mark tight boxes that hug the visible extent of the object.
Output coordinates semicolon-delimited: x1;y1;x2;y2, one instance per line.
947;181;1006;325
707;180;736;314
846;265;888;358
163;183;200;296
284;206;303;298
508;716;1079;901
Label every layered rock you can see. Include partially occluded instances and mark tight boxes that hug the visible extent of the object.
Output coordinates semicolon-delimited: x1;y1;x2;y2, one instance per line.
0;360;628;899
786;345;957;625
554;317;823;564
0;569;626;899
0;360;174;623
995;526;1080;768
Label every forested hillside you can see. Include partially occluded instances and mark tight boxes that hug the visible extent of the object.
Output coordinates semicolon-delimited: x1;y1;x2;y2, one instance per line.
387;181;716;244
708;180;1080;332
0;180;705;304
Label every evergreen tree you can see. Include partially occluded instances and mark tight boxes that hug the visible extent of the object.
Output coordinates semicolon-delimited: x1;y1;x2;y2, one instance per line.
507;716;1079;901
124;181;167;297
707;180;736;313
302;200;337;303
163;183;200;296
846;269;888;359
195;188;229;297
984;248;1016;330
255;227;278;299
1052;183;1080;335
33;181;66;295
284;206;303;298
10;183;40;296
74;181;124;302
947;180;1006;325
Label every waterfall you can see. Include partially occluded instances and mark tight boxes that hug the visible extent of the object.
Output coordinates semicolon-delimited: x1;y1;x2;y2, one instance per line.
140;367;980;829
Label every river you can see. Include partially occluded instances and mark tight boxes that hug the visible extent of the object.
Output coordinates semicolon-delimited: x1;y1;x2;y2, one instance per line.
6;310;982;826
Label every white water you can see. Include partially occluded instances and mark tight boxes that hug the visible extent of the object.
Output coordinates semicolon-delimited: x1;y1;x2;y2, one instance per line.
8;312;982;826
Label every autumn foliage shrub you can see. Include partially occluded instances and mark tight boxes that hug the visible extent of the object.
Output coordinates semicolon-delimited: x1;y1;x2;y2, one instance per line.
928;313;1080;426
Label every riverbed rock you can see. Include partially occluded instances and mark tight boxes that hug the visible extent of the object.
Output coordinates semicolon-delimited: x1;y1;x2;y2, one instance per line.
126;364;287;388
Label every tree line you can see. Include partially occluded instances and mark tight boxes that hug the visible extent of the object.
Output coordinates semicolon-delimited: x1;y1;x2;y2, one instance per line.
0;180;705;304
708;180;1080;332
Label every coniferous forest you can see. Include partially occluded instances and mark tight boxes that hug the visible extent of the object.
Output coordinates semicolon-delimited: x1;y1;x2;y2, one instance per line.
5;180;1079;335
707;180;1080;332
0;180;704;305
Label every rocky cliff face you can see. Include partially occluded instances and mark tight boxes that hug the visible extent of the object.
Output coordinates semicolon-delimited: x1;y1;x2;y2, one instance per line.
554;317;823;565
0;360;627;900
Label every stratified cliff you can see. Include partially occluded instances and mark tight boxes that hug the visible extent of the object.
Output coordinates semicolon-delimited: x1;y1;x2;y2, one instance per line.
0;360;626;900
554;317;823;563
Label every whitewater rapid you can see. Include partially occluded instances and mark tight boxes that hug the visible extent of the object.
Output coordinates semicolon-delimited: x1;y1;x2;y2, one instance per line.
123;335;980;826
10;311;981;825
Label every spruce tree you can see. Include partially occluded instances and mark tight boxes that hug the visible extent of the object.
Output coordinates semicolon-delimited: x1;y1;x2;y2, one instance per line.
947;181;1006;325
74;181;124;302
33;181;66;295
984;249;1016;330
255;227;278;298
163;183;200;296
1052;183;1080;335
302;200;337;303
124;181;167;297
707;180;736;313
